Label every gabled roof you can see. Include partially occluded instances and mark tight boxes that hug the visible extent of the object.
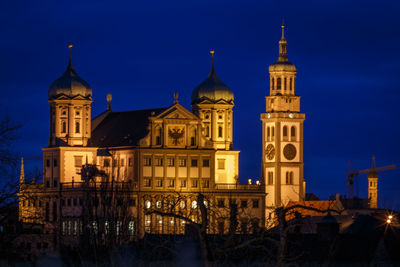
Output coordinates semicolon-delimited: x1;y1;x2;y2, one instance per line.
89;107;167;147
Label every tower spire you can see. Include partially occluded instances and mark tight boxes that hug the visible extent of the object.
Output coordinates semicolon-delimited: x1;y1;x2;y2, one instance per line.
20;157;25;184
209;49;215;75
278;24;288;62
371;154;376;171
68;43;74;69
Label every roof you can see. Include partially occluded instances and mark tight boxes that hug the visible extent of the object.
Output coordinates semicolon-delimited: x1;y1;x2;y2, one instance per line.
89;107;167;147
48;60;92;100
191;62;234;105
286;200;345;220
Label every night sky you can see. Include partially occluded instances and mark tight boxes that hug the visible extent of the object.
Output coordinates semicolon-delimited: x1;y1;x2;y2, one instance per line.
1;0;399;209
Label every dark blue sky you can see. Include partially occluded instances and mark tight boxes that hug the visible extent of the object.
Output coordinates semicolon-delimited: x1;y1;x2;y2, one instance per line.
1;0;399;208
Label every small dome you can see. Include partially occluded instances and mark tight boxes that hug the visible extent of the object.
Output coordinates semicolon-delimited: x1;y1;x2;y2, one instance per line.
191;63;234;105
269;61;297;73
48;60;92;99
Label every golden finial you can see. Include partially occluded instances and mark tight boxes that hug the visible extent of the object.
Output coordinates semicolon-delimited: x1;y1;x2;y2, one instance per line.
173;91;179;104
106;93;112;111
281;19;285;39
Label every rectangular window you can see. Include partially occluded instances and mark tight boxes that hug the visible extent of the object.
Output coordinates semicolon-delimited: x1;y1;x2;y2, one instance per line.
156;179;163;187
252;199;259;208
202;179;209;188
120;159;125;167
53;159;58;167
128;221;135;235
73;221;78;236
74;156;83;168
168;179;175;187
190;136;195;146
144;179;151;187
53;180;58;188
179;158;186;167
155;158;163;166
113;159;118;166
203;159;210;167
73;198;77;206
144;157;152;166
217;199;225;208
241;200;247;208
103;158;110;167
191;179;198;188
167;158;175;167
46;159;50;167
217;159;225;170
180;179;186;188
191;159;198;167
128;158;133;166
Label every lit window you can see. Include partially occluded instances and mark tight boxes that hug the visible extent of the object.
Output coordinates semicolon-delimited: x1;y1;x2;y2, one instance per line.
155;158;163;166
73;221;77;235
180;200;186;209
192;200;197;209
128;221;135;235
116;221;122;236
180;179;186;188
156;200;162;208
105;221;109;235
167;158;175;167
144;157;152;166
145;200;151;209
179;159;186;167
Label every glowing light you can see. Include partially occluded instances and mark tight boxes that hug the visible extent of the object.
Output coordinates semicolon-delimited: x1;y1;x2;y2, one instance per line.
256;180;260;185
170;220;174;224
248;179;252;185
387;219;391;224
389;215;393;219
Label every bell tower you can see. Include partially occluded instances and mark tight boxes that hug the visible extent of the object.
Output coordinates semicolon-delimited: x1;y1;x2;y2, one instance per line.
261;25;306;211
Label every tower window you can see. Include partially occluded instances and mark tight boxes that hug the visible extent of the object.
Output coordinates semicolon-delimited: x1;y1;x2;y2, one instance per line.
218;126;223;138
61;121;66;133
205;125;210;137
277;78;281;90
286;172;294;184
75;122;80;133
291;126;296;141
271;78;274;90
284;78;287;90
272;127;274;137
290;78;293;91
267;127;270;139
268;172;273;185
283;126;288;137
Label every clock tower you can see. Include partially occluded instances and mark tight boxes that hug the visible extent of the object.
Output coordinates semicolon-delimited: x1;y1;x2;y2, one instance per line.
261;25;306;213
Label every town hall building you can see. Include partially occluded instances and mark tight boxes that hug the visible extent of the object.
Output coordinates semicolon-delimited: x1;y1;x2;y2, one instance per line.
18;26;305;247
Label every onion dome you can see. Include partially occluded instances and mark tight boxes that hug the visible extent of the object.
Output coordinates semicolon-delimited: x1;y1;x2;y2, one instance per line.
269;25;297;72
48;44;92;100
191;51;234;105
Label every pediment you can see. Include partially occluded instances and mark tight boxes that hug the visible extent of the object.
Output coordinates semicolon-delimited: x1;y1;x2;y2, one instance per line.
156;104;199;121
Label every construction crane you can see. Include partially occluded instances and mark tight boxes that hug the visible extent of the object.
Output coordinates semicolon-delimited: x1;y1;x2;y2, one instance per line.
346;155;396;208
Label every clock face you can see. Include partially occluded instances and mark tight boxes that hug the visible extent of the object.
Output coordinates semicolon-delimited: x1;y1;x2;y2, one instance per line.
265;144;275;160
283;144;297;160
289;113;294;118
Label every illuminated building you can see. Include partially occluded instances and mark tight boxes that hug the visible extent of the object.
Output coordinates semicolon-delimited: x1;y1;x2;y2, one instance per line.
18;27;307;249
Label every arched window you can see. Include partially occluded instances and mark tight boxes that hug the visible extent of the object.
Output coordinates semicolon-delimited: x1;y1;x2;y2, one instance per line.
190;128;196;146
61;121;66;133
218;126;223;138
272;127;275;140
277;78;281;90
291;126;296;141
75;122;80;133
290;78;293;91
290;172;294;184
283;126;288;137
271;78;275;90
285;172;289;184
